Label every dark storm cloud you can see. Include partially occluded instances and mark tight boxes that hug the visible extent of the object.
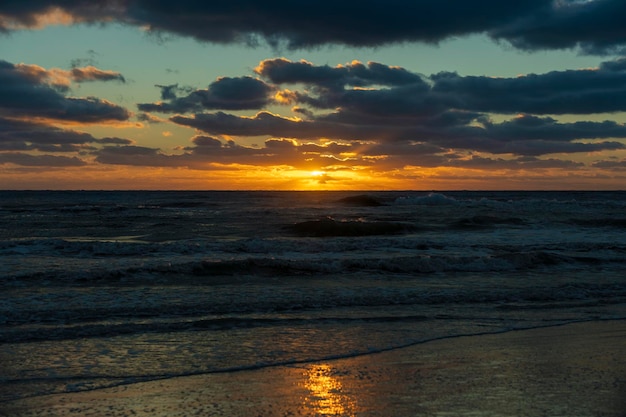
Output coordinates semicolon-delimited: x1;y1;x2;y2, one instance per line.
2;1;626;54
0;59;130;123
137;77;274;113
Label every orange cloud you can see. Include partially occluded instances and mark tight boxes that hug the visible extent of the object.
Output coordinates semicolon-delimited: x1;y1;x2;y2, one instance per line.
13;63;124;90
0;7;76;30
70;66;125;83
274;89;299;105
14;63;72;90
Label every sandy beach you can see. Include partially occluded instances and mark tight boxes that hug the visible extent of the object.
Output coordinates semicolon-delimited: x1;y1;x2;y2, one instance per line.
2;320;625;417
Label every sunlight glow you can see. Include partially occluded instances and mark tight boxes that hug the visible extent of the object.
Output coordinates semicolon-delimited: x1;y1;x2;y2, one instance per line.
302;364;357;416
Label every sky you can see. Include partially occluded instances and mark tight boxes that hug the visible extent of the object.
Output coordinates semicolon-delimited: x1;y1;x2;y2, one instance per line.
2;1;626;190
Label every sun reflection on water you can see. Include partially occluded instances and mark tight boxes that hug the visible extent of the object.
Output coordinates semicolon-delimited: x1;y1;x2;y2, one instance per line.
302;364;357;416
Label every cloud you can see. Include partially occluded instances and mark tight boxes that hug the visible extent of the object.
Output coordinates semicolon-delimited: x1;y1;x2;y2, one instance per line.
255;58;626;116
430;67;626;115
592;158;626;169
93;142;250;168
2;1;626;54
0;59;131;123
4;44;625;176
173;110;626;157
0;64;134;167
93;145;190;167
171;110;407;143
255;59;426;90
448;155;585;170
191;135;222;147
136;112;165;124
92;132;598;174
0;117;133;154
491;0;626;55
183;58;625;157
8;61;124;89
0;152;86;166
137;77;274;113
93;136;374;169
70;66;125;83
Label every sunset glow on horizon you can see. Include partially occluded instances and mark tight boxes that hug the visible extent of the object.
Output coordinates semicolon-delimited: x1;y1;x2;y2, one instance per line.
2;2;626;190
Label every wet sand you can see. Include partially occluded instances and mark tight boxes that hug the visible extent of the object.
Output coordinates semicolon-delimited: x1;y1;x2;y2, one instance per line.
2;320;625;417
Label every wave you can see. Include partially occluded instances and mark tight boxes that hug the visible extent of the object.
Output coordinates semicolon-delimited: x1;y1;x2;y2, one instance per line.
395;192;460;206
3;240;626;284
0;315;436;344
451;215;527;229
3;263;625;344
392;191;626;209
284;217;417;237
2;318;623;404
335;194;386;206
568;218;626;228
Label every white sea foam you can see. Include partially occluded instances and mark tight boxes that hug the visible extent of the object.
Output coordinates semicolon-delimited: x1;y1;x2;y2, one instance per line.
394;192;460;205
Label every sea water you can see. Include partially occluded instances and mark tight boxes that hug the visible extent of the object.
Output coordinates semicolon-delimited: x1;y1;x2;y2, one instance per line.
1;190;625;402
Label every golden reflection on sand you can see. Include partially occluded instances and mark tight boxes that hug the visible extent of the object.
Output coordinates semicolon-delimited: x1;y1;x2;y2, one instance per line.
301;364;357;416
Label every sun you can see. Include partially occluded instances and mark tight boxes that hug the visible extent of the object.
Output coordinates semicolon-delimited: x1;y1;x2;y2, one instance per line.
310;170;326;177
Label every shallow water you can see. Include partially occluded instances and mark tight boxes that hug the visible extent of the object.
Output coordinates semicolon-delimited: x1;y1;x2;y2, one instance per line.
1;190;626;401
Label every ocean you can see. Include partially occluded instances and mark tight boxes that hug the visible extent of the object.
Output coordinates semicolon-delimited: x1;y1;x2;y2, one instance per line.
1;190;626;403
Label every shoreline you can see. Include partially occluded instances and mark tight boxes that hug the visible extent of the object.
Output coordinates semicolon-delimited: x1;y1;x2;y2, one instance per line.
3;319;625;416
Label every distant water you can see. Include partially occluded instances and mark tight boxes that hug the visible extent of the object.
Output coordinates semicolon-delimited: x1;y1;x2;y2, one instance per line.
1;190;626;402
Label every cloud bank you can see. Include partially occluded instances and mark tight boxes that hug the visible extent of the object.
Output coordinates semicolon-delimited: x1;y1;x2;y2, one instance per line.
2;2;626;187
149;58;626;164
1;1;626;54
0;60;130;122
3;55;626;177
0;59;133;167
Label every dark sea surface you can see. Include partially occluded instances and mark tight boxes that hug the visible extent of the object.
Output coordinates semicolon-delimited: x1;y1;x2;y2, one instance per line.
1;190;626;402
